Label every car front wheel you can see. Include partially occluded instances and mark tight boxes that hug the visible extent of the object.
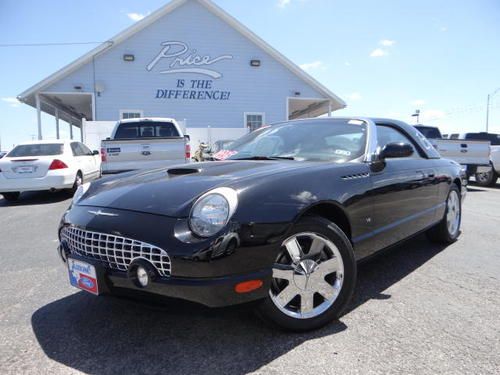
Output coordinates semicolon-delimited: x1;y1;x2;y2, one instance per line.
256;216;356;332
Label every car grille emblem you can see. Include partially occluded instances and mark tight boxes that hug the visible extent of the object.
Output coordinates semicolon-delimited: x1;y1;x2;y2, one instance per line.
88;210;119;217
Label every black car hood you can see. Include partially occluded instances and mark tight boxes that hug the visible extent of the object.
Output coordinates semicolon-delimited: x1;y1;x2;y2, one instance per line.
77;161;315;217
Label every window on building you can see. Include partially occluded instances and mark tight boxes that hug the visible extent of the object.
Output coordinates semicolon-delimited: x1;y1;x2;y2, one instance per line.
120;110;143;120
245;113;265;132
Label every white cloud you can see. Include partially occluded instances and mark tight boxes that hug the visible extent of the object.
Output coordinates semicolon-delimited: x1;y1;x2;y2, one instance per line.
346;92;362;101
299;61;326;71
440;26;448;32
380;39;396;47
1;97;20;107
370;48;387;57
344;61;351;67
277;0;291;7
127;12;146;22
412;99;426;106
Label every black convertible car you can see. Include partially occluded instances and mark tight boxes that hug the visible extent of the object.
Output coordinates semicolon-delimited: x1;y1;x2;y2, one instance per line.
58;117;466;331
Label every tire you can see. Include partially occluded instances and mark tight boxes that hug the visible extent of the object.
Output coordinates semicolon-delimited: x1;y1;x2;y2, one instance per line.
256;216;356;332
2;192;20;201
475;169;498;187
426;184;462;244
70;172;83;194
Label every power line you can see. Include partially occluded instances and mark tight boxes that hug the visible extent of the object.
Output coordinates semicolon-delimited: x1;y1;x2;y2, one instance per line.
0;41;107;47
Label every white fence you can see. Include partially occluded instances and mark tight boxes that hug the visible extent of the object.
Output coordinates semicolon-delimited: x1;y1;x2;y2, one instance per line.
82;119;247;151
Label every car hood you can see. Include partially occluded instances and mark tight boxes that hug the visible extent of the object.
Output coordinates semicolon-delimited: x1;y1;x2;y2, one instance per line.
76;161;315;217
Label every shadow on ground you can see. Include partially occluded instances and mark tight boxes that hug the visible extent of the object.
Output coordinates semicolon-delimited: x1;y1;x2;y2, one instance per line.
0;191;72;207
31;234;446;374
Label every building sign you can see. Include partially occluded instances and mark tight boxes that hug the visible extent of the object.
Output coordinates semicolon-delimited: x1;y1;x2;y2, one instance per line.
149;41;233;101
155;79;230;101
147;41;233;79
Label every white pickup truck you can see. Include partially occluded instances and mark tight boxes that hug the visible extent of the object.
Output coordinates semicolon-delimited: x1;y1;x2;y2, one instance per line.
101;118;190;174
446;132;500;186
414;125;491;178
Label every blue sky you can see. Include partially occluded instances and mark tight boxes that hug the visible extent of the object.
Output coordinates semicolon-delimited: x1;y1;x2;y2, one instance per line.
1;0;499;149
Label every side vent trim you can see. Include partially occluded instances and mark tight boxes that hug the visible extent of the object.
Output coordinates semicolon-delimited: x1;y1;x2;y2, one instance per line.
341;173;370;180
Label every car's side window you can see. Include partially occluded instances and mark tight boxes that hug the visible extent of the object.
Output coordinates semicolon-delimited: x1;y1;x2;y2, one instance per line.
376;125;421;158
79;143;92;156
70;142;82;157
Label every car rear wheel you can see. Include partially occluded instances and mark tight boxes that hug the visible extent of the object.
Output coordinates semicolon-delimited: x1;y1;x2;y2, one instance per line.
70;172;83;194
475;169;498;187
2;192;20;201
256;216;356;332
427;184;461;244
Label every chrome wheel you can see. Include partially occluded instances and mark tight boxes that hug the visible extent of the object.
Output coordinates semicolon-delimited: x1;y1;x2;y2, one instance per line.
269;232;344;319
446;190;460;236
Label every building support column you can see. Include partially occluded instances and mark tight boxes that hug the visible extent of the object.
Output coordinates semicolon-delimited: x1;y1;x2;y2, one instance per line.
55;109;60;139
328;101;332;117
35;94;42;140
69;120;74;140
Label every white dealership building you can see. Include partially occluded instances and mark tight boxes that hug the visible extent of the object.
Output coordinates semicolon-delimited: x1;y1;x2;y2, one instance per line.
18;0;345;147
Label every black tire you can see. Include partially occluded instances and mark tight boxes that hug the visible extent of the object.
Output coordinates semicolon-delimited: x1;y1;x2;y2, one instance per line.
475;169;498;187
70;171;83;194
426;184;462;244
256;216;356;332
2;192;20;201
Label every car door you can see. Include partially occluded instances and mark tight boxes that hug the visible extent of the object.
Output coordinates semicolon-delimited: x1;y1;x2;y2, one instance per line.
70;142;85;175
78;143;98;178
366;124;439;254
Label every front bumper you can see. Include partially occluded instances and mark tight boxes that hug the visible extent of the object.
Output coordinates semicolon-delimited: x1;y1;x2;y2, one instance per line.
58;205;286;307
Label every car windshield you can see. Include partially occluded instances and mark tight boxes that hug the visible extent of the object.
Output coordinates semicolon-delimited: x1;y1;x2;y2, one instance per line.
225;119;367;162
7;143;64;157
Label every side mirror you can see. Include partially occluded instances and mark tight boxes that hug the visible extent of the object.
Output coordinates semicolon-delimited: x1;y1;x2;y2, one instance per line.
184;134;191;141
380;142;414;159
92;150;99;155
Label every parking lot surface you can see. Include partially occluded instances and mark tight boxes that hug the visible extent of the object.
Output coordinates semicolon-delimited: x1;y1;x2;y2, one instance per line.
0;184;499;374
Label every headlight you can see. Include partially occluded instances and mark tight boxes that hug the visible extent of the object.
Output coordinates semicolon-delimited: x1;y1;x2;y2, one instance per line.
72;182;91;205
189;187;238;237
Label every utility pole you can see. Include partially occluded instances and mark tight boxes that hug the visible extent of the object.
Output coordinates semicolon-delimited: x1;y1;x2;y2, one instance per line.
486;88;500;132
412;109;421;124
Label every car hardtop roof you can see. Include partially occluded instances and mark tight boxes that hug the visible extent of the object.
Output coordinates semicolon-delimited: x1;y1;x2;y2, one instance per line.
118;117;177;124
14;139;73;146
274;116;410;127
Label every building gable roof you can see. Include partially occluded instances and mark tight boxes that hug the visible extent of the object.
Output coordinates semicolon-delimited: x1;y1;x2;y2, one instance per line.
18;0;346;110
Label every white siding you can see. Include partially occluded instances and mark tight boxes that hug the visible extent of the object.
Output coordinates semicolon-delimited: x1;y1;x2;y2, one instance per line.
45;0;326;128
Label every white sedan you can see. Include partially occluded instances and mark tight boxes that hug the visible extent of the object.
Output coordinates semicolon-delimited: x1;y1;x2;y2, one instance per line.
0;140;101;201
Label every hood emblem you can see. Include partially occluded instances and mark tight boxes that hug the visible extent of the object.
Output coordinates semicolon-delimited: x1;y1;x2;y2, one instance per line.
88;210;119;217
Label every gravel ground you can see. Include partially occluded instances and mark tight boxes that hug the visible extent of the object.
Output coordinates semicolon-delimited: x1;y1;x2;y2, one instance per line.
0;184;499;374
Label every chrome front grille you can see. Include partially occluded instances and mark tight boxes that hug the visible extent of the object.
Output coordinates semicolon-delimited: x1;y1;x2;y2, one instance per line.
60;226;171;277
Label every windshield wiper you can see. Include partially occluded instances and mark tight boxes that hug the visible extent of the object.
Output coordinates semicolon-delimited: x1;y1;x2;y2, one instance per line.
231;155;295;161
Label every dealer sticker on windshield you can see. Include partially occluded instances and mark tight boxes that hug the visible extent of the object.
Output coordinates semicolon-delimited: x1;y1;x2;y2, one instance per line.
68;258;99;295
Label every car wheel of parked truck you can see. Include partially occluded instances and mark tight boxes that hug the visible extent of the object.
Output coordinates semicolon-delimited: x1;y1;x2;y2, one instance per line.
257;216;356;332
426;184;462;244
475;169;498;187
1;192;20;201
